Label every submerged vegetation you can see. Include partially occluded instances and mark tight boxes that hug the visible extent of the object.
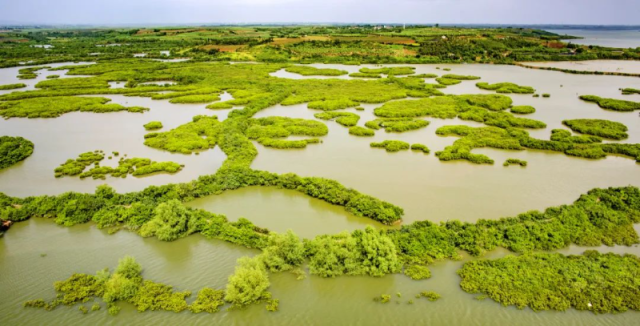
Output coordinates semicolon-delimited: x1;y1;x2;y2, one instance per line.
458;251;640;313
0;136;34;170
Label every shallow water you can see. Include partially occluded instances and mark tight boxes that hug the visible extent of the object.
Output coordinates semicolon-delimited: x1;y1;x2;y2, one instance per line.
547;29;640;49
2;62;640;325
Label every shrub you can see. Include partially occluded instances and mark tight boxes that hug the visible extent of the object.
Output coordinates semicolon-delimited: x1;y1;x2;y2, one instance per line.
349;126;375;136
404;265;432;280
563;119;628;140
503;158;527;167
370;140;410;152
580;95;640;111
143;121;163;130
285;66;347;76
476;82;535;94
510;105;535;114
411;143;430;154
0;136;34;170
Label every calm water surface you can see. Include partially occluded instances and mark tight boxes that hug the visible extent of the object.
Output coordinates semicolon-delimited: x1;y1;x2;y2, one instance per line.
547;29;640;49
1;62;640;325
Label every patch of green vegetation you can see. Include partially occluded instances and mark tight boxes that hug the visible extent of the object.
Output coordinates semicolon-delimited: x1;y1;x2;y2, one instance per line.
225;256;272;308
542;93;550;98
442;74;481;80
0;96;148;118
435;124;640;164
410;143;430;154
144;115;219;154
622;88;640;95
349;72;382;78
349;126;375;136
46;75;60;79
371;140;411;152
308;99;359;111
435;77;462;85
403;265;431;280
413;73;438;78
169;94;220;104
476;82;535;94
143;121;163;130
580;95;640;112
510;105;535;114
246;116;327;149
365;118;429;133
54;151;182;179
550;129;601;144
458;251;640;313
374;95;545;129
503;158;527;167
563;119;628;140
0;136;34;170
0;83;26;90
18;67;49;79
417;291;441;301
306;226;401;277
284;65;347;76
23;256;228;315
374;294;392;304
314;111;360;127
359;66;415;76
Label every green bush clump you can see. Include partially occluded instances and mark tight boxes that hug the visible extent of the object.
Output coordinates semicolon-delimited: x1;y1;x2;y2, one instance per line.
476;82;535;94
225;256;272;308
503;158;527;167
190;288;225;313
412;73;438;78
0;83;26;90
435;125;522;164
307;98;359;111
247;116;327;149
580;95;640;111
0;96;148;118
563;119;628;140
17;67;48;79
306;227;401;277
510;105;535;114
143;121;163;130
458;252;640;313
36;77;109;90
441;74;481;80
374;294;392;303
359;66;415;76
435;77;462;85
411;143;430;154
46;75;60;79
622;88;640;95
169;94;220;104
139;199;201;241
285;65;347;76
349;72;382;78
144;115;219;154
373;95;544;129
266;299;279;312
417;291;441;301
349;126;375;136
550;129;601;144
542;93;550;98
314;112;360;127
23;256;231;316
55;152;182;179
370;140;411;152
403;265;432;280
365;118;429;133
0;136;34;170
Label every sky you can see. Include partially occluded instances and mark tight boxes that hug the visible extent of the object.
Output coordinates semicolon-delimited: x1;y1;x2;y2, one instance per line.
0;0;639;26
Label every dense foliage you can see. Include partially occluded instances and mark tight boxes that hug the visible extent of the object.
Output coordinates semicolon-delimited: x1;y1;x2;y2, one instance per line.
284;65;347;76
0;136;34;170
563;119;628;140
0;83;26;90
503;158;527;167
476;82;535;94
370;140;411;152
510;105;535;114
54;151;182;179
143;121;163;130
458;251;640;313
579;95;640;112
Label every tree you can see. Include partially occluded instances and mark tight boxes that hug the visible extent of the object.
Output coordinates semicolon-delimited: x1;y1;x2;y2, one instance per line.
262;230;305;272
225;256;270;307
